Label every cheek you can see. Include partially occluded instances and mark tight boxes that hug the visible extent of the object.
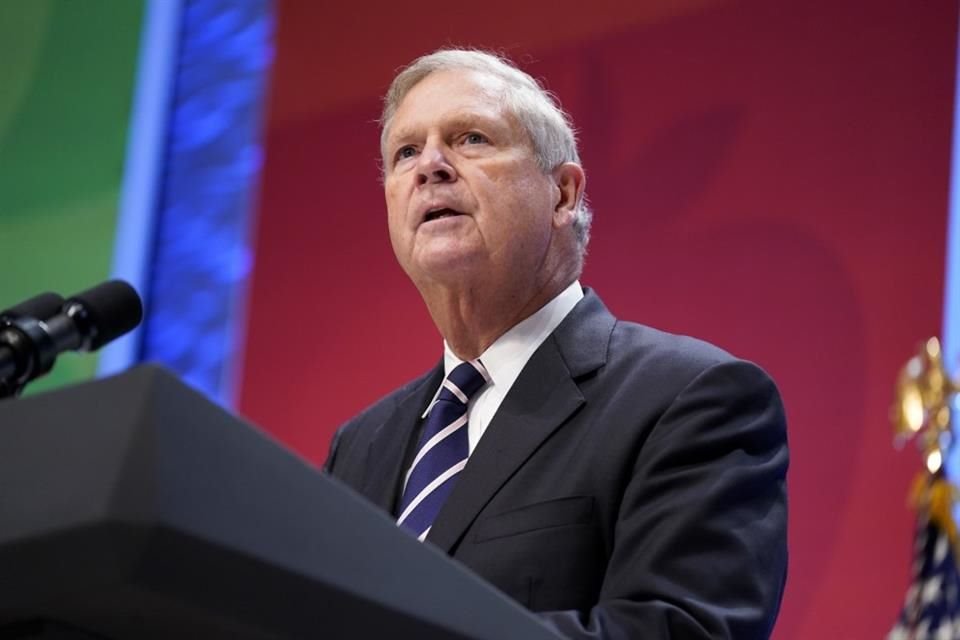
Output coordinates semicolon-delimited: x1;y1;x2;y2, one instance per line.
384;183;407;228
386;209;408;258
499;174;555;229
384;180;400;209
384;205;411;263
482;163;549;206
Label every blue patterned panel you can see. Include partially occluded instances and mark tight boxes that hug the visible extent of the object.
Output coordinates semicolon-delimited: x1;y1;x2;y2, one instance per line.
140;0;274;407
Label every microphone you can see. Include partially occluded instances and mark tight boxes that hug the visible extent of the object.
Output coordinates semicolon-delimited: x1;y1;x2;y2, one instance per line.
0;281;143;398
51;280;144;352
0;292;65;325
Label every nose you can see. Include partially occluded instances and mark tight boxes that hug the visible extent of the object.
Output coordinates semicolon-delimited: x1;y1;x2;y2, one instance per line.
416;142;457;186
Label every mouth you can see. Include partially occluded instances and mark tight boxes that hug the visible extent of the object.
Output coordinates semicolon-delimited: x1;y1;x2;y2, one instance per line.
422;207;465;223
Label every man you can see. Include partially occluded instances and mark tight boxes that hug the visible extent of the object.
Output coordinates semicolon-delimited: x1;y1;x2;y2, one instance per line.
325;48;787;639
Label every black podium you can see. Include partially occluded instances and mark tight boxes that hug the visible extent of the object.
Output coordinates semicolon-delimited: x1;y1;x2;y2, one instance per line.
0;365;560;639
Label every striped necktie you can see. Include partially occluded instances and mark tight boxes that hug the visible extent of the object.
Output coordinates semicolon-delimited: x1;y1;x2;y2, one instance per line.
397;359;490;541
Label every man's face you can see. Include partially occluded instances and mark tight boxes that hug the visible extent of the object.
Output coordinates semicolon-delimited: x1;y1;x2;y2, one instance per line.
383;69;561;291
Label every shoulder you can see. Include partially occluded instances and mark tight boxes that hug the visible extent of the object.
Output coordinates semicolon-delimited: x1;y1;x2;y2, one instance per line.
612;319;782;412
560;288;772;392
554;290;783;424
323;365;440;473
611;319;734;372
347;370;435;431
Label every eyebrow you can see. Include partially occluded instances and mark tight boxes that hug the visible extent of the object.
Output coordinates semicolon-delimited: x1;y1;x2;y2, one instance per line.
387;112;506;149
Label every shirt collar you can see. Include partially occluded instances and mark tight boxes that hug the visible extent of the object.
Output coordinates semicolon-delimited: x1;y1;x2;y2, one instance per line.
423;280;584;417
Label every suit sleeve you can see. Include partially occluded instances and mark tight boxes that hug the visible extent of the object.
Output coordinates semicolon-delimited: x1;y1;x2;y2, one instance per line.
538;360;788;639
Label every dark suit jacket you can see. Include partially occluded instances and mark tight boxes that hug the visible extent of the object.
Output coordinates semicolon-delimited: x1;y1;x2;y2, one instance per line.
325;289;788;639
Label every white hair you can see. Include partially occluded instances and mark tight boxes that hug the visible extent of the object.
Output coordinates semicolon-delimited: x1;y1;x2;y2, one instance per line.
380;48;592;255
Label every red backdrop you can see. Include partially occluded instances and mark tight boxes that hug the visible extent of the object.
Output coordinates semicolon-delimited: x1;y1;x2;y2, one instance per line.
239;1;956;636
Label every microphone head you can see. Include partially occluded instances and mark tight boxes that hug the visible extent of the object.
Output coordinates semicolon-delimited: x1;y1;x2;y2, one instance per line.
65;280;144;350
0;292;65;323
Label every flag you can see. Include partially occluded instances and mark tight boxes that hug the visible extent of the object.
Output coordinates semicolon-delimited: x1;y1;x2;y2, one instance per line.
889;473;960;639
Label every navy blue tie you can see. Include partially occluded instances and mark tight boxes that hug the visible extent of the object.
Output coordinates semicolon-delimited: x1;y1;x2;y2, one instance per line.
397;360;489;540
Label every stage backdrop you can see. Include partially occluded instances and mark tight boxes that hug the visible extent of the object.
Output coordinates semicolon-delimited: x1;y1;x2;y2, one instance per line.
239;0;956;637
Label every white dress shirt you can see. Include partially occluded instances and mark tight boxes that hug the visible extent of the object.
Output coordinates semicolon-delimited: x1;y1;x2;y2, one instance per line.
422;281;584;453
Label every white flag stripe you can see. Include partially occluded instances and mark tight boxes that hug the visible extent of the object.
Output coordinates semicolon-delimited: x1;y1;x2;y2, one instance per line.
402;414;468;490
397;459;467;525
417;526;431;542
443;378;469;404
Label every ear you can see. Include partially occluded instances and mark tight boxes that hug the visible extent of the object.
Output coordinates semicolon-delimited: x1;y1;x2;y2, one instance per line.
551;162;586;229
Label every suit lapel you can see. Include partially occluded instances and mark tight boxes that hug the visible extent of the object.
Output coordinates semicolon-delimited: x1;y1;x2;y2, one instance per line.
362;363;444;513
427;289;615;552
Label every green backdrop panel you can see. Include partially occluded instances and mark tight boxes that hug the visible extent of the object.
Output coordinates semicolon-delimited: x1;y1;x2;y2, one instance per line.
0;0;146;392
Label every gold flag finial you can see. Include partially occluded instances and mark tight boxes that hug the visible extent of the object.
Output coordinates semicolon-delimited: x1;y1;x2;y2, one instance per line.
892;337;957;473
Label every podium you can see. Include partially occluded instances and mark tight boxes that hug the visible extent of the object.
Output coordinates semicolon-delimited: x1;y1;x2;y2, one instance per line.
0;365;560;639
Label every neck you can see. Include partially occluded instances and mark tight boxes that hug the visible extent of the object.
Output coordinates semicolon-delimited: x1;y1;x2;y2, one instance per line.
416;267;576;360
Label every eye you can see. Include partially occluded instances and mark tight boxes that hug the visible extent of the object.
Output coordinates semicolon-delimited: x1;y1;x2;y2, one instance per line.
395;145;418;162
463;132;488;145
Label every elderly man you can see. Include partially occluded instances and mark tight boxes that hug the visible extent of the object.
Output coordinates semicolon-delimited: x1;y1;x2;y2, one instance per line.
325;48;787;639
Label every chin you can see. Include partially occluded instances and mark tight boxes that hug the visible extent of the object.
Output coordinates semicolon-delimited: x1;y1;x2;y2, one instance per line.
410;249;485;284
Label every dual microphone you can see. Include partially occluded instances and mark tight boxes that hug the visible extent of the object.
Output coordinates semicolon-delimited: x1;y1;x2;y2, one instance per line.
0;280;144;398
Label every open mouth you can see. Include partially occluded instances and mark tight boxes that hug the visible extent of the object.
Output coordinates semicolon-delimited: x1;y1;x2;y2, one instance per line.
423;207;463;222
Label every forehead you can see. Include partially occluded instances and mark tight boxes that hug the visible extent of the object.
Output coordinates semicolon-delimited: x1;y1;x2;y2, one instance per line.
387;69;513;141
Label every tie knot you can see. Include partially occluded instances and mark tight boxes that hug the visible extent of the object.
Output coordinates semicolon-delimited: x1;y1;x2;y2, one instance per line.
441;360;489;405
